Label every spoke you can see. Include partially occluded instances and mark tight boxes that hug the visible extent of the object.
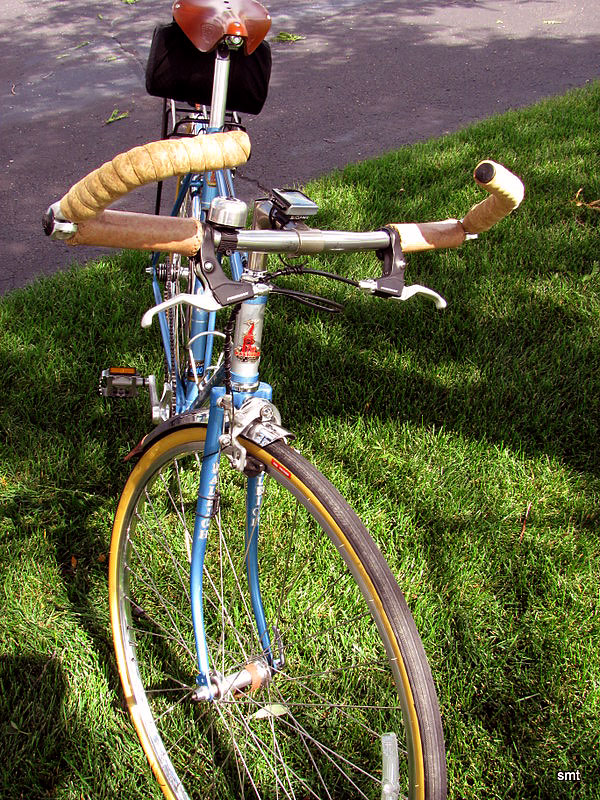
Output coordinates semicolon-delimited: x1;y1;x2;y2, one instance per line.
280;658;390;684
130;517;187;607
300;610;372;647
123;575;194;663
159;462;188;531
267;682;378;798
277;569;352;634
208;507;261;656
274;665;403;746
275;609;376;668
145;685;193;696
275;500;299;626
297;727;333;800
250;696;398;713
153;686;197;723
124;554;194;662
221;698;319;800
128;597;250;674
271;506;358;637
203;550;252;666
230;707;296;800
155;466;194;598
266;679;330;800
140;486;190;603
218;505;263;633
268;713;295;799
209;688;398;716
220;687;362;800
158;706;220;788
212;701;264;800
125;551;187;625
127;620;190;649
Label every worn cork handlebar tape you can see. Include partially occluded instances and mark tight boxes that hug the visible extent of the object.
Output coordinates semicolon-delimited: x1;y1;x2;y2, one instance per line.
387;161;524;250
65;210;204;256
59;130;251;222
462;160;524;234
386;219;466;252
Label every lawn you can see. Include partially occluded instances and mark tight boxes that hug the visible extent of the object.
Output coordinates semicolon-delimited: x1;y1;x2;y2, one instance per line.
1;82;599;798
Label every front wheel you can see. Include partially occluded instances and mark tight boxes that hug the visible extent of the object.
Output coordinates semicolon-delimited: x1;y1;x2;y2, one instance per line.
109;425;447;799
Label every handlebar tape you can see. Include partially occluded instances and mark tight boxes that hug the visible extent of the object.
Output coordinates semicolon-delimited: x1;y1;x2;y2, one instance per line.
385;219;466;252
64;210;203;255
67;213;467;255
461;160;524;233
387;161;523;249
55;158;523;255
58;130;251;222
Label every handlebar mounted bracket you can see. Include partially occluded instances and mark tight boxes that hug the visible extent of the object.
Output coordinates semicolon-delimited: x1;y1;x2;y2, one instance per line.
195;225;254;306
359;226;447;310
371;226;406;298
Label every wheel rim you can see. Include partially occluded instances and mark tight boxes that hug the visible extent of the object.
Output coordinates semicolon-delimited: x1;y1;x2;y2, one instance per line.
111;435;422;800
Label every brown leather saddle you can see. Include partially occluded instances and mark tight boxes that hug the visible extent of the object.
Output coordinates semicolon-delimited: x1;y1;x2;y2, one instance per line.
172;0;271;54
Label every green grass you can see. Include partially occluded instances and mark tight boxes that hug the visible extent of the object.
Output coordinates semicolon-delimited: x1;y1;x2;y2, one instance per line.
2;82;600;797
270;31;306;43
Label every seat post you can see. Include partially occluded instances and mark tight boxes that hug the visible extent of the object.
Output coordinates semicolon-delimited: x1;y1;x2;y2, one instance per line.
208;45;231;131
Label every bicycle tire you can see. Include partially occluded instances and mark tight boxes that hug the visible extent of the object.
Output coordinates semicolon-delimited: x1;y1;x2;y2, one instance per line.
109;425;447;800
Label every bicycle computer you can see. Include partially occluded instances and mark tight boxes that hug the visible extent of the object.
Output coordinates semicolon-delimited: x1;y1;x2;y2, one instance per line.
270;189;319;218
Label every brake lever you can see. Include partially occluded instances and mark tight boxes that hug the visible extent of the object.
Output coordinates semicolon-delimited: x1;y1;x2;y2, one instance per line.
142;225;261;329
396;284;447;309
196;225;255;306
141;291;223;329
358;225;447;309
141;281;273;329
359;279;447;309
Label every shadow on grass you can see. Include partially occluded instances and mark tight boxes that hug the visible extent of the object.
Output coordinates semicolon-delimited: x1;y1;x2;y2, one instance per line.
0;649;156;799
0;653;70;797
0;652;126;799
418;511;595;798
263;278;599;476
0;256;156;797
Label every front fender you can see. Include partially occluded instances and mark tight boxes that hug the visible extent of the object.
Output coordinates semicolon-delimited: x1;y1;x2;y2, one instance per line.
124;404;294;463
124;409;210;462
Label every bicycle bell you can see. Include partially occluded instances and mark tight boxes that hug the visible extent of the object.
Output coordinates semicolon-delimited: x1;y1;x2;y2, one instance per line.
208;197;248;228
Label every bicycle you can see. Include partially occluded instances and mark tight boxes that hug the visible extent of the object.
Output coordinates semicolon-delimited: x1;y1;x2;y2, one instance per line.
43;1;524;798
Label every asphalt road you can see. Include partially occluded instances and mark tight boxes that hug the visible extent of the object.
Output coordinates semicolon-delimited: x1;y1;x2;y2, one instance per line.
2;0;599;293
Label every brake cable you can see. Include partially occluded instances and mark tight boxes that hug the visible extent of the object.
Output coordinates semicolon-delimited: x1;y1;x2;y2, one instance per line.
268;286;344;313
268;257;360;288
